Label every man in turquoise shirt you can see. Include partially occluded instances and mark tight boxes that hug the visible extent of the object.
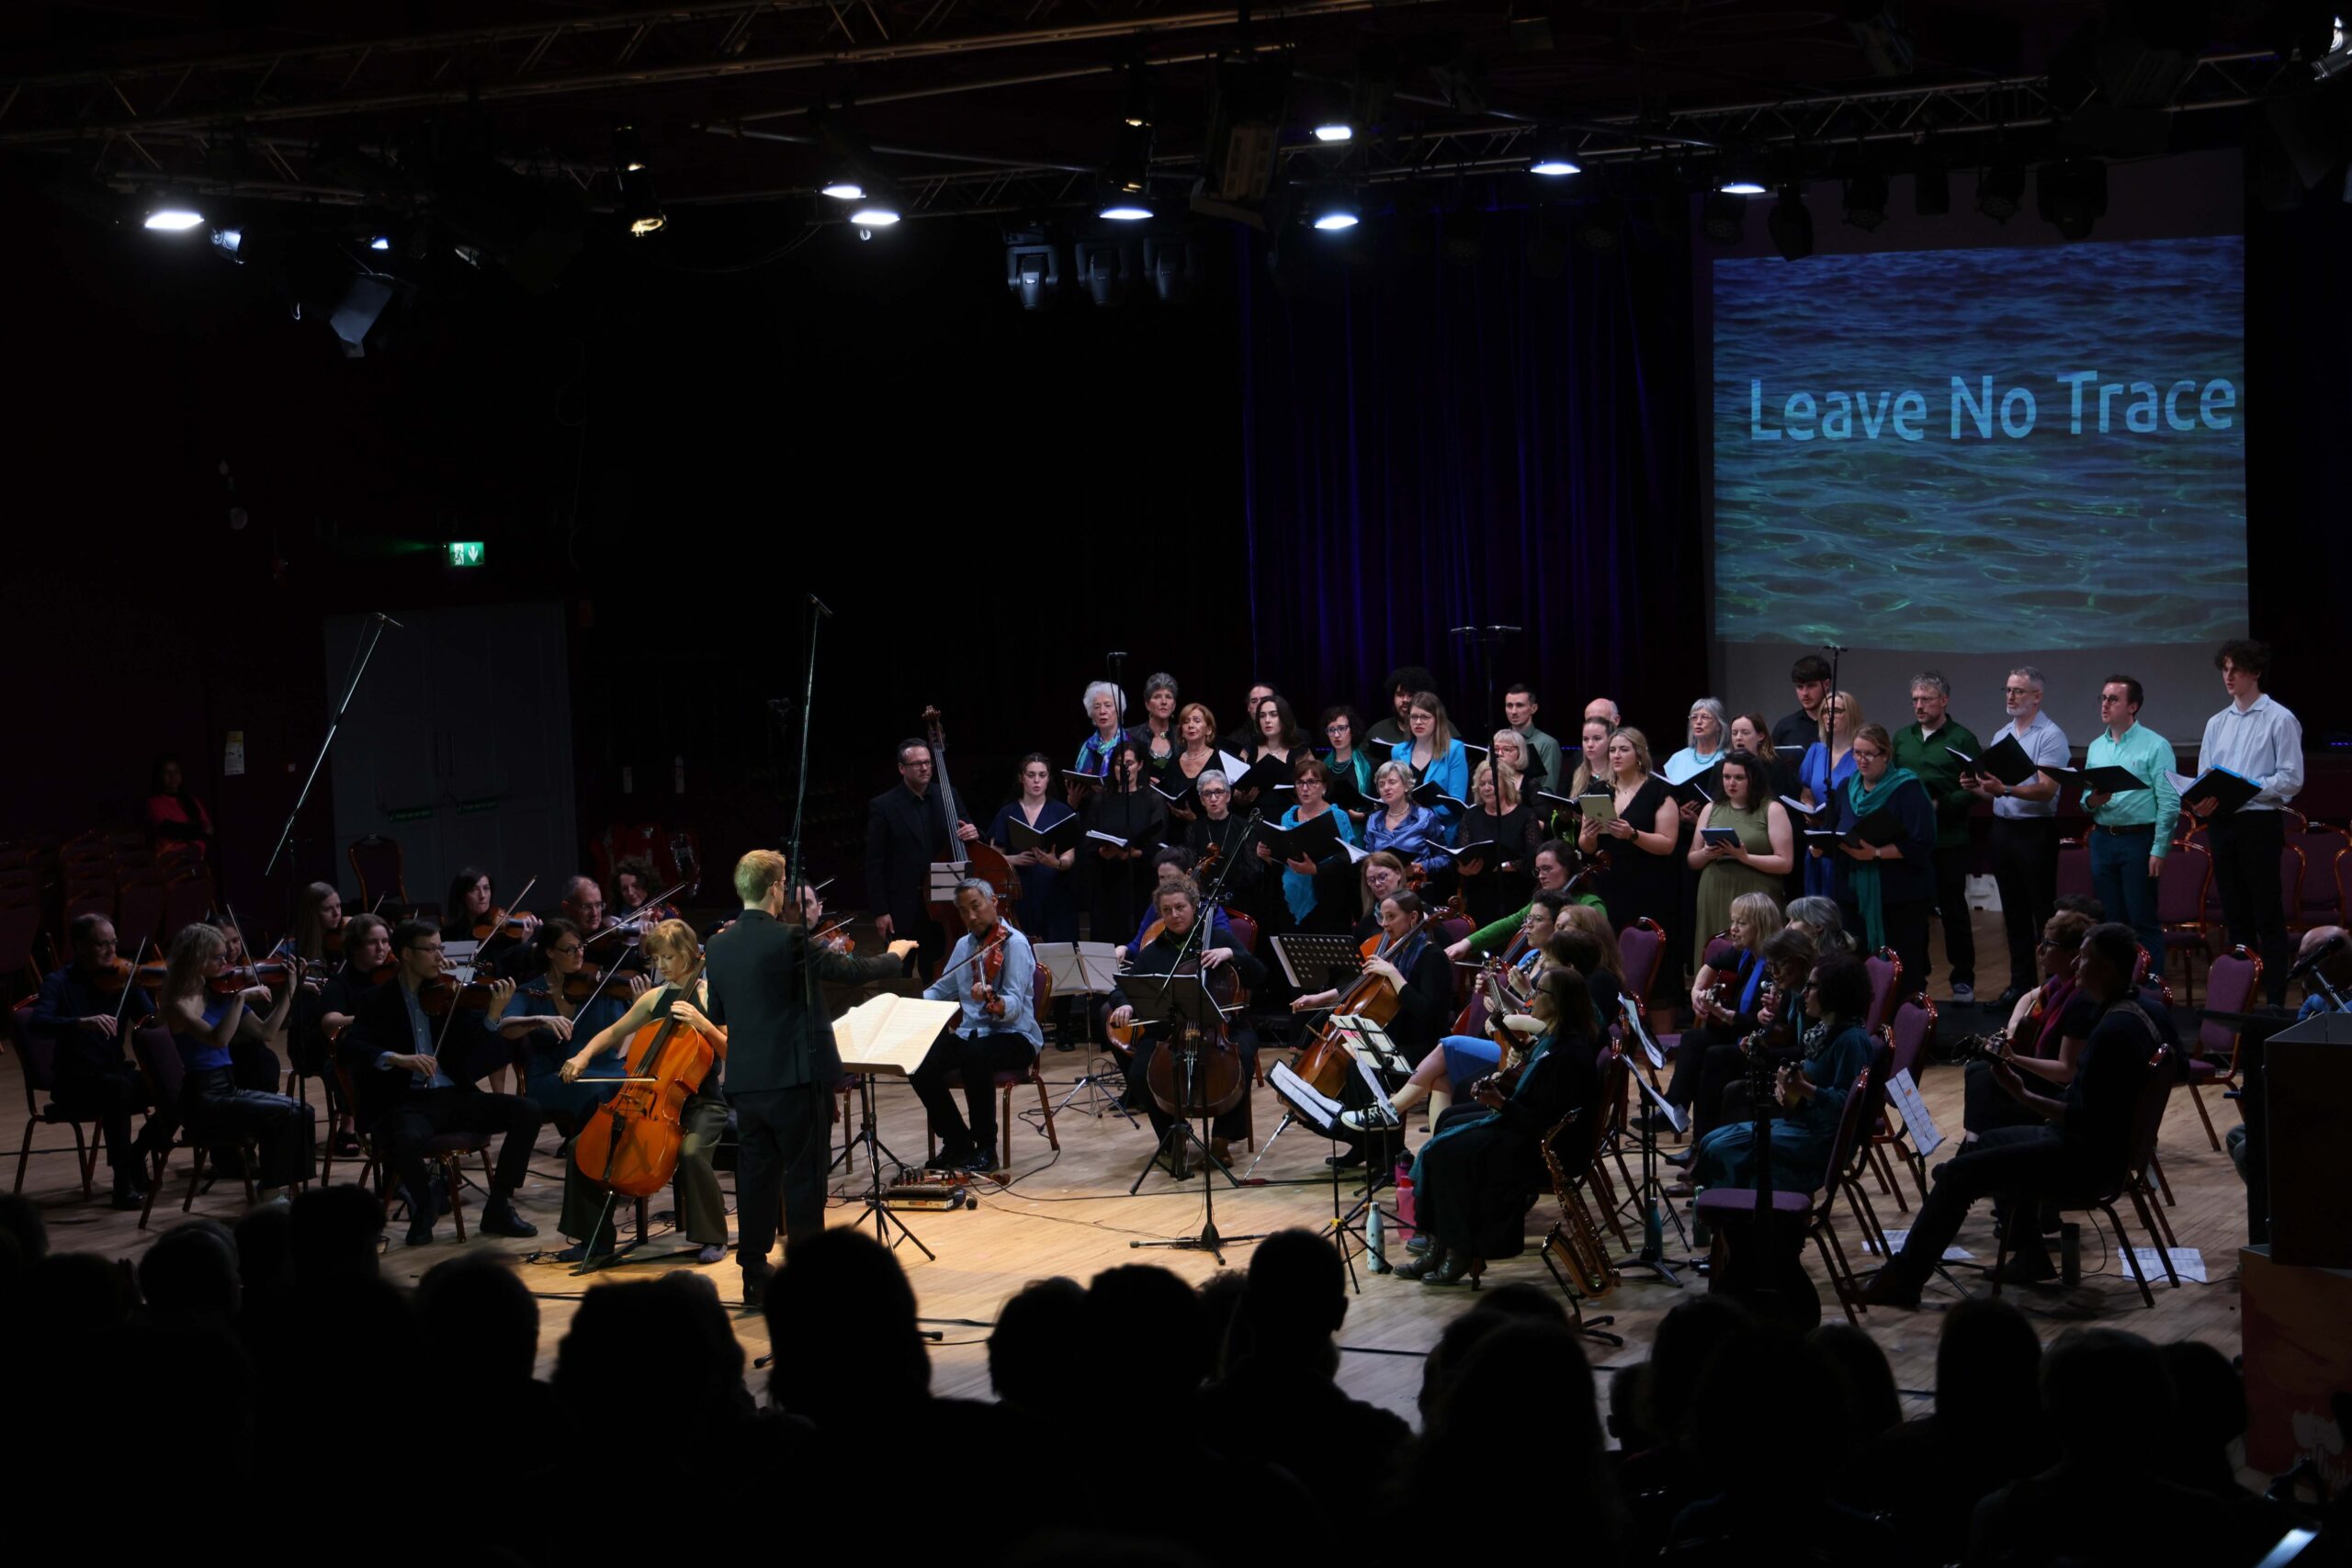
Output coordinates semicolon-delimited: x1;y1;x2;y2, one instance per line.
2081;675;2180;956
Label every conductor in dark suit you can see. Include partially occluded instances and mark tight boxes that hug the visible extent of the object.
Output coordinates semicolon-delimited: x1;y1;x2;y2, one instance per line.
865;738;978;972
340;919;548;1247
705;849;914;1304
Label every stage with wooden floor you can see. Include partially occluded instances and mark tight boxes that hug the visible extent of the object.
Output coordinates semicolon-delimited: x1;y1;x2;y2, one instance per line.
8;912;2253;1423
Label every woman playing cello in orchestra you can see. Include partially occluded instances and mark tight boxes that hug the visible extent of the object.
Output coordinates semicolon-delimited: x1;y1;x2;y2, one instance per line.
989;753;1080;943
1106;877;1269;1174
552;919;730;1264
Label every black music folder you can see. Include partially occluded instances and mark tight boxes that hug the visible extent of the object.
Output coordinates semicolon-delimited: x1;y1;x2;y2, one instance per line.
1844;809;1905;849
1006;816;1083;856
1951;733;2040;789
2178;767;2260;819
1667;765;1721;807
1409;778;1469;815
1259;812;1343;863
1149;777;1200;815
2051;762;2154;795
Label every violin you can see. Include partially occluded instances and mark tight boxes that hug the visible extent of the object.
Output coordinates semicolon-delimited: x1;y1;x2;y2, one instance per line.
811;918;855;956
473;875;539;942
209;961;297;997
417;975;503;1016
562;964;644;1006
1292;908;1443;1096
320;921;346;958
971;926;1009;1019
87;956;136;995
571;987;718;1201
1471;971;1532;1099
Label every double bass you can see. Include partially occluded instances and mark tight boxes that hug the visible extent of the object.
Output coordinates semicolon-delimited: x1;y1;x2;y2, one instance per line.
919;705;1023;930
571;989;718;1198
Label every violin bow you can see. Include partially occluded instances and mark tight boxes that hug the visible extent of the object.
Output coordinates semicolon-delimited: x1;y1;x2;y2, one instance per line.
933;928;1011;989
113;937;150;1029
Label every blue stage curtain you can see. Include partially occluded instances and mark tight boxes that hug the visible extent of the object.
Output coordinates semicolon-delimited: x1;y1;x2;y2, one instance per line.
1238;211;1708;735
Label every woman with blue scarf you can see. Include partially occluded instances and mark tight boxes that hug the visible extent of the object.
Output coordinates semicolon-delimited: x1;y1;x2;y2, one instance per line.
1829;722;1936;991
1395;966;1608;1289
1258;756;1361;934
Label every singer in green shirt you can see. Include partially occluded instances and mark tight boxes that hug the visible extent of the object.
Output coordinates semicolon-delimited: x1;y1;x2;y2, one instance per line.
2082;675;2180;955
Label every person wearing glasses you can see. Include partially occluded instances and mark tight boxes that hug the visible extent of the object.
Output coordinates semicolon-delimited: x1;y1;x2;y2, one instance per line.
342;919;545;1247
1182;771;1261;897
507;919;649;1136
1960;669;2069;1008
1318;705;1375;822
1823;724;1936;988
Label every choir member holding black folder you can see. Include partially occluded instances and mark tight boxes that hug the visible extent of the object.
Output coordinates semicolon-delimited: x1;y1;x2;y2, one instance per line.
1082;739;1167;951
1458;759;1539;928
1826;723;1936;989
1256;757;1361;934
989;753;1080;943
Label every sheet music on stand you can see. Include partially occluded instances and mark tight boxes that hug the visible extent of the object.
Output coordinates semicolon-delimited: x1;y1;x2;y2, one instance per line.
926;862;967;902
443;938;481;983
1266;1061;1342;1133
1271;932;1364;991
1032;941;1125;997
833;994;961;1077
1626;1049;1689;1134
1351;1051;1400;1119
1330;1013;1412;1078
1887;1067;1944;1158
1619;996;1668;1074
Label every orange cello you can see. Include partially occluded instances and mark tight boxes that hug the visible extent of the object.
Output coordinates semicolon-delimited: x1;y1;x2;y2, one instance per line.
570;995;717;1200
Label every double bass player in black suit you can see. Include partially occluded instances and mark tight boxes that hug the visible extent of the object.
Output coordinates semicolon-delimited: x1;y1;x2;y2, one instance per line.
865;737;978;973
704;850;913;1307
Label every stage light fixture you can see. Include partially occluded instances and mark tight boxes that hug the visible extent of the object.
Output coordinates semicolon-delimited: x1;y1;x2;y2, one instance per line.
1842;171;1890;231
1768;186;1815;260
1005;227;1063;310
1313;121;1353;143
2037;158;2109;240
1074;235;1136;307
820;177;865;200
1307;186;1361;231
1977;159;2026;222
1719;178;1769;197
1701;191;1747;244
209;226;243;260
614;125;666;236
1201;52;1292;202
1529;129;1581;177
1142;231;1200;303
1099;198;1152;221
144;196;206;231
848;204;900;229
369;235;391;251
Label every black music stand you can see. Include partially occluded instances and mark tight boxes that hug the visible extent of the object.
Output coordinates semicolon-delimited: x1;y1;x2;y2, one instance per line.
1613;998;1698;1286
1122;975;1262;1265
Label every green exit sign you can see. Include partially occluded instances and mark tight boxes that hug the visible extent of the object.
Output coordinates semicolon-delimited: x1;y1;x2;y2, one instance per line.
446;540;485;568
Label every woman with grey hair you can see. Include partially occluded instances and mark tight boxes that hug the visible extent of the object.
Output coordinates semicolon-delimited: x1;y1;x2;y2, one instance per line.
1665;698;1730;786
1125;672;1181;784
1075;680;1125;779
1785;895;1857;957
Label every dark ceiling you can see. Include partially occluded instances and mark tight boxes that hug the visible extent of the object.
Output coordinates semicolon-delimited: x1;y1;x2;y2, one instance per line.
4;0;2338;235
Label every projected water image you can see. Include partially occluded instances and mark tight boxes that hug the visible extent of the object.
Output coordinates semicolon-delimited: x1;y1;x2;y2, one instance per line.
1712;236;2245;649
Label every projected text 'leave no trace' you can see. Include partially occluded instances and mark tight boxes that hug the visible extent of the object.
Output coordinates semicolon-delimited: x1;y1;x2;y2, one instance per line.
1746;374;2240;443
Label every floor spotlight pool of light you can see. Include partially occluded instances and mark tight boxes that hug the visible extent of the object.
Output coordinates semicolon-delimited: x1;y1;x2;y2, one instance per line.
144;205;206;231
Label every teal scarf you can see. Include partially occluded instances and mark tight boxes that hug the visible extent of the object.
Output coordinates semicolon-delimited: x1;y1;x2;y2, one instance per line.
1843;764;1919;953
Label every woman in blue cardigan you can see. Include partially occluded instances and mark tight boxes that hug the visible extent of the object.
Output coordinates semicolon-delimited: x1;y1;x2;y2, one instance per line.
1388;690;1470;843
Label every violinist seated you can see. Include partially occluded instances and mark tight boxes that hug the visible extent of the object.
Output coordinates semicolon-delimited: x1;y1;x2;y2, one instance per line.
612;856;675;926
442;866;538;977
1348;892;1570;1139
503;919;650;1136
288;880;350;965
153;923;316;1206
1395;966;1611;1289
28;914;168;1209
1104;877;1269;1172
560;874;653;974
299;911;394;1156
550;918;730;1266
341;919;544;1246
1181;771;1261;895
1657;892;1786;1142
1684;952;1876;1209
208;917;302;1094
912;881;1042;1176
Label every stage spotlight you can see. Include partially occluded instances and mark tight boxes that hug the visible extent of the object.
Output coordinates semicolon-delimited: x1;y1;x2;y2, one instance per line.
1768;186;1815;259
2037;158;2109;240
820;176;865;200
1099;196;1152;221
1308;185;1361;231
1977;158;2026;222
1105;118;1153;196
1529;129;1581;177
144;195;206;231
369;235;391;251
1005;227;1063;310
1201;53;1291;202
1142;230;1200;302
1073;235;1136;306
1701;191;1747;244
1842;171;1890;231
1718;155;1769;197
209;226;244;261
1313;120;1353;143
848;185;901;228
614;125;665;236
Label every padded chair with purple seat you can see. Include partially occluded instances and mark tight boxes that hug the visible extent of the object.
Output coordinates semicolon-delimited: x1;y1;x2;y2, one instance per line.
2156;841;2213;1004
1617;917;1667;1012
332;1064;494;1242
1865;997;1938;1210
2183;946;2260;1154
2292;830;2346;928
1992;1043;2179;1310
11;1001;105;1197
2054;837;2094;900
1862;948;1903;1034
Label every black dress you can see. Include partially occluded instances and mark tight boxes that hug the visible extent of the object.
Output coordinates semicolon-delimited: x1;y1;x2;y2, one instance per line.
1595;775;1681;954
1458;805;1540;930
1082;786;1169;946
1411;1028;1602;1260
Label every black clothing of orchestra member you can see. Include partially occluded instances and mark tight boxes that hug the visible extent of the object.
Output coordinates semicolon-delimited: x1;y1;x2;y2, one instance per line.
1382;936;1458;1058
1870;992;2163;1299
1594;774;1681;952
865;774;955;969
1666;946;1769;1139
702;908;901;1291
1183;811;1261;897
1413;1024;1602;1263
341;982;545;1238
1772;706;1823;758
1458;803;1539;929
1121;932;1269;1148
1082;785;1168;947
28;964;158;1196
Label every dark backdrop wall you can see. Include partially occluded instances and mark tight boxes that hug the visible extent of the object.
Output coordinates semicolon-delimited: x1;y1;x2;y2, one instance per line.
7;158;2344;924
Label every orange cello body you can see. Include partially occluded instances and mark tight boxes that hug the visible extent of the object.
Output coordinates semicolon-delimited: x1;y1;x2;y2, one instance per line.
571;1012;716;1197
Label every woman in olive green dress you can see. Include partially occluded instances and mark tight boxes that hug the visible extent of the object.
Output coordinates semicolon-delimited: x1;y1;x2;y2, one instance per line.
1685;750;1796;969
